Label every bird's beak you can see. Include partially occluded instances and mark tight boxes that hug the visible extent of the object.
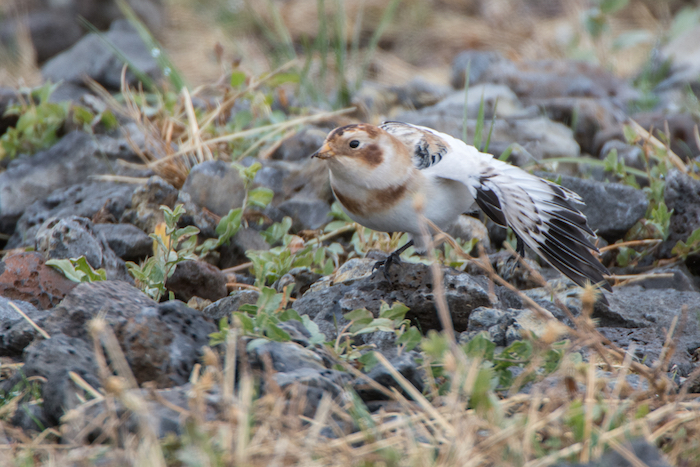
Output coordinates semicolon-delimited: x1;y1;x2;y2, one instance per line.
311;142;335;160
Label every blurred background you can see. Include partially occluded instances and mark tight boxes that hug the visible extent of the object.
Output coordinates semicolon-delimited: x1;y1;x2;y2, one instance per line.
0;0;696;89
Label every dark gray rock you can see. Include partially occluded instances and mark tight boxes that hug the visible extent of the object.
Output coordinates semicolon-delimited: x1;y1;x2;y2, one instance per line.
21;333;100;425
663;170;700;258
121;299;216;387
165;260;228;302
294;259;495;351
451;50;505;89
0;297;43;357
16;281;217;388
272;267;323;297
351;79;452;118
542;173;648;242
0;131;142;233
1;1;163;63
176;190;220;239
553;438;671;467
34;216;132;282
0;11;82;63
202;290;260;321
595;286;700;371
275;197;332;232
10;402;48;433
7;181;136;249
180;161;246;217
120;176;178;233
61;383;218;444
249;340;351;417
533;97;627;156
92;223;153;262
479;59;639;104
426;84;526;120
249;340;327;373
272;368;352;418
0;296;39;324
42;19;161;90
218;227;270;269
468;306;507;330
271;126;328;162
356;352;424;401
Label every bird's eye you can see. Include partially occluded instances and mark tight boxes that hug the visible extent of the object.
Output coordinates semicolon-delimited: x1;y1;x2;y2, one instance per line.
349;140;360;149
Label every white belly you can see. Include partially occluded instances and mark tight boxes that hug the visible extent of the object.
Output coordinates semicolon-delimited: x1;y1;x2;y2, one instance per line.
339;176;475;236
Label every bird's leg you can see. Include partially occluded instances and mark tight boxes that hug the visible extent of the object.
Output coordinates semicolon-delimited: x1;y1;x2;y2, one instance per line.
504;233;525;281
373;239;414;282
515;234;525;258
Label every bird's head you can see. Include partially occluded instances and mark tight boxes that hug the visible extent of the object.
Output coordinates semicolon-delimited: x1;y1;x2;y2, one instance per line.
312;124;408;184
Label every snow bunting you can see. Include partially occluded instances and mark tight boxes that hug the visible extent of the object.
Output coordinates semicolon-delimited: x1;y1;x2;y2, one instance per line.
312;121;611;293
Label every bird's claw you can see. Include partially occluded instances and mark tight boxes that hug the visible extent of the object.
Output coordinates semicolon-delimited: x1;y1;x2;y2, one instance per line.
373;251;402;283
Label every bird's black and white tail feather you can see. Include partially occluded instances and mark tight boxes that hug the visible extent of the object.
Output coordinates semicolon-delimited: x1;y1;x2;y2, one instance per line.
473;163;611;291
392;122;612;293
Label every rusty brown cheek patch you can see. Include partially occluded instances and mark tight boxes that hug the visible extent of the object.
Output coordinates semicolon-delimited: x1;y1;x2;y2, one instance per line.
360;144;383;167
332;183;407;217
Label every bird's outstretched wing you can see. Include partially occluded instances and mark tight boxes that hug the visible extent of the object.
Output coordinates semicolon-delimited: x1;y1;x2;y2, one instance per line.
380;121;611;292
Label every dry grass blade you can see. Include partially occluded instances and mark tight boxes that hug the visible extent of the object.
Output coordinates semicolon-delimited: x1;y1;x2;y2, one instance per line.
9;301;50;340
67;371;104;401
627;119;688;174
159;106;356;165
374;352;454;436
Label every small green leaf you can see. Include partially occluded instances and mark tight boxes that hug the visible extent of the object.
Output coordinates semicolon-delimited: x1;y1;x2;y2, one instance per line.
264;322;291;342
301;315;326;345
344;308;373;322
358;351;379;371
46;259;84;282
230;70;247;88
397;326;421;352
378;301;409;321
233;312;255;334
354;318;394;334
422;330;449;359
600;0;629;14
247;187;274;209
622;124;637;144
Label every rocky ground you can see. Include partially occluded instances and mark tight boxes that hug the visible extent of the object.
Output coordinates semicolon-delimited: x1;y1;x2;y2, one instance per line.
1;1;700;466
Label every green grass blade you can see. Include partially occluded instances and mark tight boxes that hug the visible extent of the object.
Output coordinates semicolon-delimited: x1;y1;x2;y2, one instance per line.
483;97;499;153
461;61;471;143
499;144;513;161
355;0;401;91
334;0;349;107
115;0;186;91
473;91;485;150
524;156;650;179
78;17;157;91
317;0;329;87
350;0;366;71
265;0;297;61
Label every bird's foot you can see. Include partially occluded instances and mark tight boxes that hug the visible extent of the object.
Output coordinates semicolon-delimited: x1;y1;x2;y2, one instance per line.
372;250;403;283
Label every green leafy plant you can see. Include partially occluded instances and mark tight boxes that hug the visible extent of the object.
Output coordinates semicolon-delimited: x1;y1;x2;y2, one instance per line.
0;82;68;160
46;256;107;283
126;204;199;301
198;162;274;255
209;286;325;348
673;227;700;260
336;301;422;370
246;233;336;287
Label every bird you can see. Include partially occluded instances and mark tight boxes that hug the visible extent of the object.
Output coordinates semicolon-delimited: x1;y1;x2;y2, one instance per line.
311;121;611;295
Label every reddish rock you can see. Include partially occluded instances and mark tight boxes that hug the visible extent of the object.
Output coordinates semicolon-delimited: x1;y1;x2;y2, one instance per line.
0;252;77;309
166;260;228;302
